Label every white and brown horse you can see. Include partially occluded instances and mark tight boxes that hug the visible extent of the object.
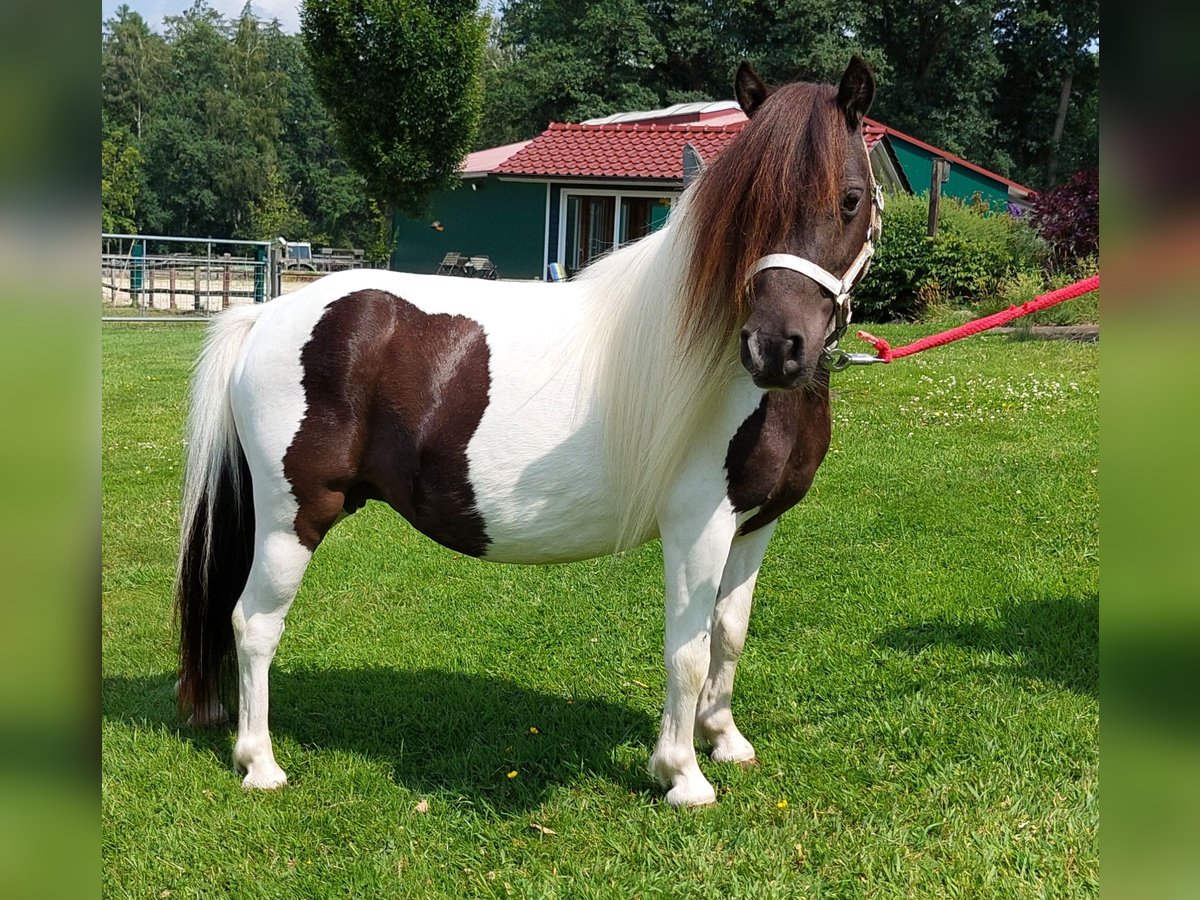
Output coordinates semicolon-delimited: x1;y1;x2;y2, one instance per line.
176;58;880;806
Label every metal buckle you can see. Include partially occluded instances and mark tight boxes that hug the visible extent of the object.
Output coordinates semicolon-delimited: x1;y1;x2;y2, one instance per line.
820;348;885;372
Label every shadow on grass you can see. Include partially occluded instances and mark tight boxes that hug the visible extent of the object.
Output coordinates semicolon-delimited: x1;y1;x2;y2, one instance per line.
103;667;657;811
875;594;1098;697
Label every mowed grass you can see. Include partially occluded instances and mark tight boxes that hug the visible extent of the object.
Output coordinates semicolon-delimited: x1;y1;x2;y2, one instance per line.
102;321;1098;898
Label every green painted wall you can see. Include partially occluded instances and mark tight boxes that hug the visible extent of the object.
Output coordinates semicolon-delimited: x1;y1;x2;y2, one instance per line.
888;138;1008;210
391;177;547;278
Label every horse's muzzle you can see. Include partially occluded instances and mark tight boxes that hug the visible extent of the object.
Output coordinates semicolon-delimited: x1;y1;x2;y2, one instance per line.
740;328;808;389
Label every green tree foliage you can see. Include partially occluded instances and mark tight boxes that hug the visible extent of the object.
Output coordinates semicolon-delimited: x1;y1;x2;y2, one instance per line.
993;0;1099;188
101;126;143;233
301;0;488;218
731;0;879;87
265;30;379;248
102;6;168;140
478;0;1097;191
99;0;1098;254
855;1;1003;166
249;165;309;241
137;3;288;237
854;192;1048;322
101;0;385;253
479;0;696;147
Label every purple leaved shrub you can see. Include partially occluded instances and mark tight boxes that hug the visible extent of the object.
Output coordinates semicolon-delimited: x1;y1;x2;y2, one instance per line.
1030;169;1098;268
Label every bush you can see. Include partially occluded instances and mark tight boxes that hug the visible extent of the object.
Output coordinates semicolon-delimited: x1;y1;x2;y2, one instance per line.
854;192;1048;322
977;256;1100;326
1030;169;1099;268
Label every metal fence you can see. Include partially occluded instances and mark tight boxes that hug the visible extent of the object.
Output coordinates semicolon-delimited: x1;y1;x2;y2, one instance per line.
101;233;277;320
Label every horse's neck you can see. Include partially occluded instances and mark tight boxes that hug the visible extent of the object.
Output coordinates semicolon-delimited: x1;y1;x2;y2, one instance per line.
575;217;747;548
576;218;710;352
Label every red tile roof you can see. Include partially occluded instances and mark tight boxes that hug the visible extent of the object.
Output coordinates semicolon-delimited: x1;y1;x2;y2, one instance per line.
495;121;746;179
482;113;1031;195
461;139;531;176
862;119;887;150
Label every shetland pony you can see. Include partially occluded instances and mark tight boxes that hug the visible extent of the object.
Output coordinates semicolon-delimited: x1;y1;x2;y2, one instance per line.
176;58;879;806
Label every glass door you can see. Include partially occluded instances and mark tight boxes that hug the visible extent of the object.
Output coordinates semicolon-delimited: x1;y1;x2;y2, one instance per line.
565;194;616;273
619;196;672;244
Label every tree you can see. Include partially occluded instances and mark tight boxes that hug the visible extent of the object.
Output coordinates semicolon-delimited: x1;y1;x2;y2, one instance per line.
101;126;143;233
476;0;880;149
136;2;287;238
993;0;1099;188
301;0;488;220
858;0;1004;167
100;1;386;249
249;165;309;240
102;5;168;140
729;0;880;87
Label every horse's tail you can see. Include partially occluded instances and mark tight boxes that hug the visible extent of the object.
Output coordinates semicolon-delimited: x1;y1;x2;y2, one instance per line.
175;305;264;722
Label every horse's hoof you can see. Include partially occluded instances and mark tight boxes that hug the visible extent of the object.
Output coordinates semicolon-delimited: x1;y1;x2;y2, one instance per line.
709;735;757;765
241;766;288;790
665;780;717;808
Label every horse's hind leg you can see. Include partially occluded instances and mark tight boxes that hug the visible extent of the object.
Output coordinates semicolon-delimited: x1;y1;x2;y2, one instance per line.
695;522;776;765
232;455;348;788
230;519;313;789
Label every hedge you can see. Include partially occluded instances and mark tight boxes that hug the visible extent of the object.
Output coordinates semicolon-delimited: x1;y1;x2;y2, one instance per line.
853;192;1048;322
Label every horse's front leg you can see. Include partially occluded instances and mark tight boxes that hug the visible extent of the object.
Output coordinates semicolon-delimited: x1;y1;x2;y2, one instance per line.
695;520;776;764
649;500;738;807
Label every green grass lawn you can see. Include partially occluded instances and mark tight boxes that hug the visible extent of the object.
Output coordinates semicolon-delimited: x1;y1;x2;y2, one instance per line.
102;321;1098;898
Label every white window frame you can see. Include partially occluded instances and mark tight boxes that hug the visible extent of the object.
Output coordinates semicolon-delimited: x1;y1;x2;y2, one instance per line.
556;187;680;271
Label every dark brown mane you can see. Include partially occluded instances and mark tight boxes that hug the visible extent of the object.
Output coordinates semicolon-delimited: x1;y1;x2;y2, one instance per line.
682;81;849;350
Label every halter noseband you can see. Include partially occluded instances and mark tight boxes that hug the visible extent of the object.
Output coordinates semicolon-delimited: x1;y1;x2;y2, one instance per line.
744;148;884;372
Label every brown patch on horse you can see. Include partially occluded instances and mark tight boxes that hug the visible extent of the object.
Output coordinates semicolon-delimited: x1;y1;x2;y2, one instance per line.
283;289;492;556
724;376;832;535
683;80;851;353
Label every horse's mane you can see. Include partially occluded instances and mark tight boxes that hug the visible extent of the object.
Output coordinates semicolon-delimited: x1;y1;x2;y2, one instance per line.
573;81;849;549
682;81;849;351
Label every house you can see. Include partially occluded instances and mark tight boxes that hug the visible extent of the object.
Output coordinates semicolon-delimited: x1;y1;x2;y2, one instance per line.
391;101;1035;280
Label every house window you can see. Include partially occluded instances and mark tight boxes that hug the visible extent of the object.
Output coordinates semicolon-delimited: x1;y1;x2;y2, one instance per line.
620;196;672;244
560;190;676;275
565;195;615;271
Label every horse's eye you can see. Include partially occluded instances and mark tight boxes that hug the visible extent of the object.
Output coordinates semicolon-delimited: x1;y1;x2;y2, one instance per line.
841;190;863;215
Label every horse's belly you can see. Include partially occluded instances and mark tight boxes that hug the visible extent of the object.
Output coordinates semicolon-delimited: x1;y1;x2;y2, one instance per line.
464;363;627;564
473;492;627;564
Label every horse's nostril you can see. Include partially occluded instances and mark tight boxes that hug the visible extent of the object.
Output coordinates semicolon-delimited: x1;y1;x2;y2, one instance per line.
785;334;804;362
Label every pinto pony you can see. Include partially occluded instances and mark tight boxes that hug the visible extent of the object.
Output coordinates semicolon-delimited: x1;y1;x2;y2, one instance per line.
176;58;880;807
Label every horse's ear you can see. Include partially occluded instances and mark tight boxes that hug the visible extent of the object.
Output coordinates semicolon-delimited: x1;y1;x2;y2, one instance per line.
682;142;705;188
837;55;875;130
735;61;771;118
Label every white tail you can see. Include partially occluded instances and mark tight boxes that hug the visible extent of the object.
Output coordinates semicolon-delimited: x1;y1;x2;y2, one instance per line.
177;305;265;591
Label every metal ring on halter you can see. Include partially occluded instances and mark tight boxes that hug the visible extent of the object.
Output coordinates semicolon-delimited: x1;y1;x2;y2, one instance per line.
820;349;885;371
821;349;853;372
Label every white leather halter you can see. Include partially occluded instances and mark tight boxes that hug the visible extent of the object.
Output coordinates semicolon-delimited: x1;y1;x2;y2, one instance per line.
745;145;884;363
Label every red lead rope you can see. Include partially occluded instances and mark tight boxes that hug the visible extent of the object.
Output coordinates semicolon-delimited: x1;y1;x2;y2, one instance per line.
855;274;1100;362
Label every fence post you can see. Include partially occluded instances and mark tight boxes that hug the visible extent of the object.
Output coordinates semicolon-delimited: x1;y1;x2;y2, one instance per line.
271;245;281;298
193;266;200;311
169;267;177;309
254;244;266;303
927;158;950;237
222;255;231;309
130;240;144;307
